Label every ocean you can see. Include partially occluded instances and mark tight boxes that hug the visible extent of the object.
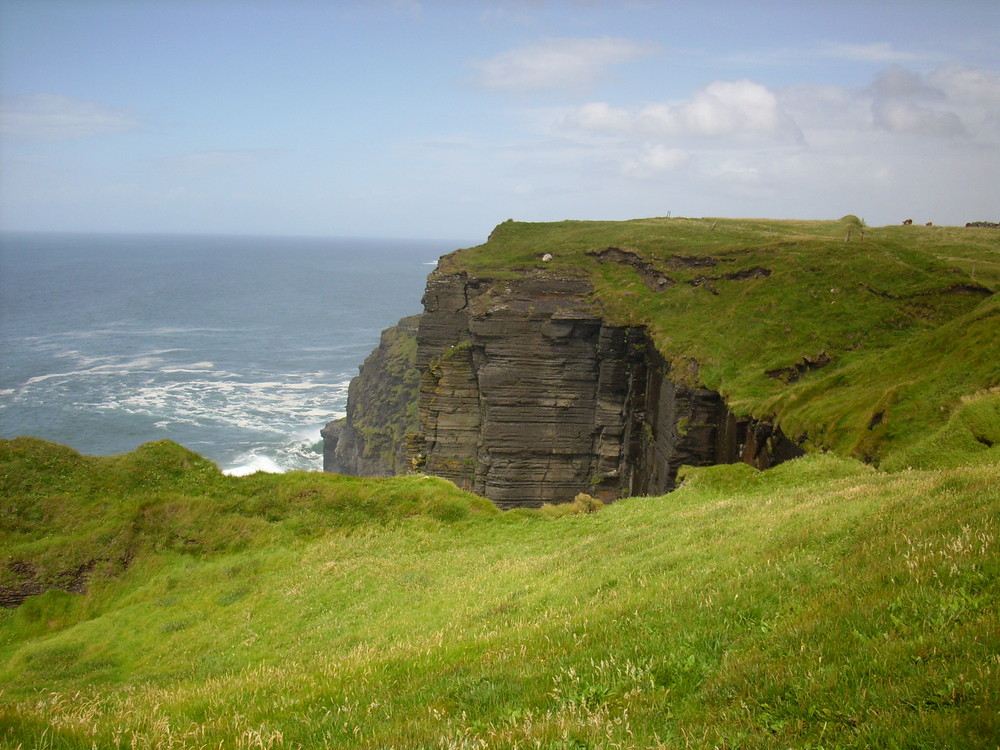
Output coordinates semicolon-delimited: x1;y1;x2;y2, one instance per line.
0;232;456;475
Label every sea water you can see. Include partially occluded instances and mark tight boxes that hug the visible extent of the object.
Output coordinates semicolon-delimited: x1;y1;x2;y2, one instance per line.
0;232;458;475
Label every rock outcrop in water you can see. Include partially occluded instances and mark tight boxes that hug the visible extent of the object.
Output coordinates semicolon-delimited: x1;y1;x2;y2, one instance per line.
326;269;802;508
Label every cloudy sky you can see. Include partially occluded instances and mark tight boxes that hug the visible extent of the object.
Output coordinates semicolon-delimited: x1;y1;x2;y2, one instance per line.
1;0;998;240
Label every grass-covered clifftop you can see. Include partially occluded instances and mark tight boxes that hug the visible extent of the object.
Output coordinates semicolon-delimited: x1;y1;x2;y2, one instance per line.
1;437;997;747
441;217;1000;465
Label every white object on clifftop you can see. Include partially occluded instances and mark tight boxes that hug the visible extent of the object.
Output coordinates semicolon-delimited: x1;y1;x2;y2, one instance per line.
541;253;553;262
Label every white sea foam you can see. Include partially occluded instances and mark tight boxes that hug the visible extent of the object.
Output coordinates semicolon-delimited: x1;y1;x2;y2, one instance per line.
27;328;195;345
23;370;89;386
223;453;286;476
22;355;167;386
300;344;373;354
140;326;229;336
49;350;121;368
160;362;216;374
292;424;324;444
101;377;353;434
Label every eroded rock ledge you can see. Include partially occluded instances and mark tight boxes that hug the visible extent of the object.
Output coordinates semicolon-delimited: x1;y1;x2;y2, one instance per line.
327;268;802;508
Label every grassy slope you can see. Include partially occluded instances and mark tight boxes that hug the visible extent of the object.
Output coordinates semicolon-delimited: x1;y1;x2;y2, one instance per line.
1;438;998;748
443;217;1000;465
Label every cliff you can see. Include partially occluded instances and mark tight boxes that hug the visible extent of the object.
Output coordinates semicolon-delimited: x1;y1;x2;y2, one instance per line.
322;315;421;476
325;217;999;507
409;270;800;507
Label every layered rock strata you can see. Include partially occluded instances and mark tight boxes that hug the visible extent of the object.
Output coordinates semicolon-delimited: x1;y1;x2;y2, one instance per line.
407;270;802;508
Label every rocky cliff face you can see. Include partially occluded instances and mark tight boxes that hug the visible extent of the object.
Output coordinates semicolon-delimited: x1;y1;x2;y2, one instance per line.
406;269;801;508
322;315;421;476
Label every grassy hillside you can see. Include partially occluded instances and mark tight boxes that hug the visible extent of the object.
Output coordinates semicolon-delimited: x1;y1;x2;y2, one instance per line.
1;437;998;748
442;217;1000;465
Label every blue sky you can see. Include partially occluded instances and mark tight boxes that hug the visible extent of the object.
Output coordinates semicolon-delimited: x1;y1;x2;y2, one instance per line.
1;0;998;241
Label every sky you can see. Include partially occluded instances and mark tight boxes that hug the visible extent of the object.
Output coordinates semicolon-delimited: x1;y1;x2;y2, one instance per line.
1;0;998;241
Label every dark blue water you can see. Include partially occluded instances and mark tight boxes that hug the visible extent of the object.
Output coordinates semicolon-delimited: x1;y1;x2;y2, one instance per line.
0;232;455;474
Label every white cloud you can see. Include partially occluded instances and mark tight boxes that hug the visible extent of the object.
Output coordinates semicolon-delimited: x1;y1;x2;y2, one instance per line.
566;101;633;133
872;99;964;136
926;64;1000;139
777;83;871;132
469;37;655;93
778;65;994;140
872;65;943;100
564;79;802;142
929;64;1000;106
680;80;799;138
0;94;139;141
622;144;689;177
707;156;764;187
515;61;998;226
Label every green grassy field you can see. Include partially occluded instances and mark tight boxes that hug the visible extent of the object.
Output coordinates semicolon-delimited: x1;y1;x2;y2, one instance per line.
2;217;998;748
2;436;998;748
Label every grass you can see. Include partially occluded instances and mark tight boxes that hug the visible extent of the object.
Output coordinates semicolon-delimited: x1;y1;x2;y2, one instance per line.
1;438;997;748
441;217;1000;466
